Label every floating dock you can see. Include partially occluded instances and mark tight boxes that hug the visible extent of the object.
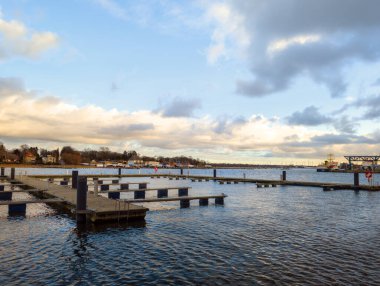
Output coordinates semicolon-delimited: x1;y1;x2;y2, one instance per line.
8;176;149;223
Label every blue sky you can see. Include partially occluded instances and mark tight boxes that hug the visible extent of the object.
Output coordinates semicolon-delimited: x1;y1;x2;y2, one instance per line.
1;0;380;164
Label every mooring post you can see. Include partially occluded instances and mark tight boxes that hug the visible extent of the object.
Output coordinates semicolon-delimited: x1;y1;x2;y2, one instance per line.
199;198;209;206
76;176;87;223
354;172;359;187
0;191;12;200
118;168;121;177
180;168;183;175
108;192;120;199
120;183;129;190
1;167;4;177
10;168;15;180
0;185;4;191
72;170;79;189
9;204;26;215
282;170;287;181
157;189;168;198
180;199;190;208
213;169;217;178
178;188;188;197
215;196;224;205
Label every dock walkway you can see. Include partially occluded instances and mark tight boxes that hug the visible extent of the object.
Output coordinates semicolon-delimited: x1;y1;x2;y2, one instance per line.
14;176;148;222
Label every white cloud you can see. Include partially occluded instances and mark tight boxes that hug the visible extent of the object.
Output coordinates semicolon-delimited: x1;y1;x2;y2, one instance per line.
94;0;128;21
0;15;58;60
267;34;322;56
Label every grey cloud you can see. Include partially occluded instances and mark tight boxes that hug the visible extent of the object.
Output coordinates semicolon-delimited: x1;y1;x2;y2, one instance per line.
287;106;332;126
333;116;357;134
0;78;25;97
340;94;380;119
160;97;201;117
213;116;247;134
229;0;380;97
100;124;155;136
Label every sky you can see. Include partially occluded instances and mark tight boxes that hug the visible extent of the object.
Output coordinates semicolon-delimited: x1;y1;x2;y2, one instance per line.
1;0;380;164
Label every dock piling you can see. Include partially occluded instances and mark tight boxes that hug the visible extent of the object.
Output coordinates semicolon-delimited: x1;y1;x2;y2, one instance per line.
94;178;99;196
72;170;79;189
120;183;129;190
1;167;4;177
282;171;287;181
0;185;4;191
213;169;217;178
199;198;209;206
10;168;15;180
118;168;122;177
76;176;87;223
180;199;190;208
178;188;188;197
354;172;359;188
9;203;26;214
108;192;120;199
157;189;168;198
215;196;224;205
0;191;12;200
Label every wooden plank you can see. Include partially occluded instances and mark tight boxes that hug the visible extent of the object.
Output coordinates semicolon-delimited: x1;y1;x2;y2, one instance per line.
98;187;192;193
124;194;227;203
0;198;65;205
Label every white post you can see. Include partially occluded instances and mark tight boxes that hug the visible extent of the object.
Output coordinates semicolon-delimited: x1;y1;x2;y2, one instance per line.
94;179;98;196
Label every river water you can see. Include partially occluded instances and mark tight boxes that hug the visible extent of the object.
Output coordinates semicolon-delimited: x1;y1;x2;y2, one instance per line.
1;168;379;285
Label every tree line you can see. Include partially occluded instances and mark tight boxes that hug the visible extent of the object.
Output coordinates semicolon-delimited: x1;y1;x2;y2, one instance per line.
0;142;208;167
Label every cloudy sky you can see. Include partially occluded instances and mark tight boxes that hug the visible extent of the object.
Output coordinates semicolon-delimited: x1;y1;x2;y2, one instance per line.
1;0;380;164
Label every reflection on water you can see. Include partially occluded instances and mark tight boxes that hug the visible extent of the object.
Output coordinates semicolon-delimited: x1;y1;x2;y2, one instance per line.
0;169;380;285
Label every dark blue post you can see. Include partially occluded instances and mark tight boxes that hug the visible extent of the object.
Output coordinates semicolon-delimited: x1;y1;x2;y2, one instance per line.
180;169;183;175
118;168;122;176
0;191;12;200
101;185;109;191
178;188;188;197
282;170;286;181
76;176;87;223
9;204;26;214
0;185;4;191
120;183;129;190
139;183;147;190
108;192;120;199
199;198;209;206
60;181;68;186
157;189;168;198
180;199;190;208
354;172;359;186
10;168;15;180
213;169;217;178
72;170;78;189
1;167;4;176
134;190;145;199
215;197;224;205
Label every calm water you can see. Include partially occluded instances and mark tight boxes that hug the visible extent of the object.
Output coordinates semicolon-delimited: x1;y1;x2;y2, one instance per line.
1;168;380;285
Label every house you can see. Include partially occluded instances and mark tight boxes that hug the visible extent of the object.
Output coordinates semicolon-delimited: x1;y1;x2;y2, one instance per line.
23;151;36;163
42;154;57;164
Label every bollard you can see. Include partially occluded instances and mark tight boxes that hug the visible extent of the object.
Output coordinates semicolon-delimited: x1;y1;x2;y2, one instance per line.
72;170;79;189
101;185;109;191
0;185;4;191
120;183;129;190
180;199;190;208
0;191;12;200
10;168;15;180
213;169;217;178
118;168;122;176
282;170;286;181
180;169;183;175
76;176;87;223
215;197;224;205
354;172;359;187
9;204;26;214
157;189;168;198
1;167;4;176
199;198;209;206
139;183;147;190
108;192;120;199
134;190;145;199
178;188;188;197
